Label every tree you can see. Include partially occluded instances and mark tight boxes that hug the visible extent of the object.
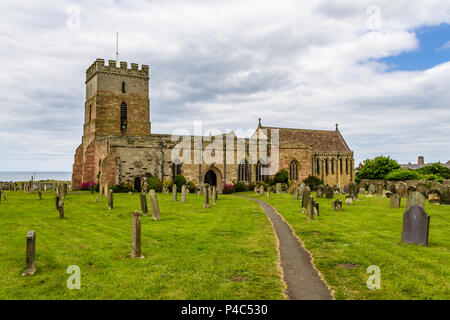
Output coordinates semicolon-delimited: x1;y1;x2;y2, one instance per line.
173;174;187;192
274;169;289;184
356;156;400;180
416;163;450;179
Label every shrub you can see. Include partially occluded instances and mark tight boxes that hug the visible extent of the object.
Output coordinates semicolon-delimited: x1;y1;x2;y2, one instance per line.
163;180;173;190
274;169;289;184
173;175;187;192
147;176;162;193
111;183;134;193
266;178;275;186
385;169;419;181
416;163;450;179
223;184;235;194
234;182;248;192
248;183;256;191
356;156;401;180
303;175;323;191
78;182;95;191
187;180;197;193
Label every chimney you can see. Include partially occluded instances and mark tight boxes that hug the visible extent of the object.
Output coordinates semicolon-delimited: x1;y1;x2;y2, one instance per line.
418;156;424;165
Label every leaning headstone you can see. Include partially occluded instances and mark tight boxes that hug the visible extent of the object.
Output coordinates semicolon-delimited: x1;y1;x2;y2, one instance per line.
390;194;401;208
305;196;315;220
406;191;425;212
401;205;430;247
181;185;187;204
131;211;144;258
396;181;407;198
22;231;36;276
58;201;64;219
368;184;376;196
276;183;282;194
301;187;311;208
294;187;299;200
428;189;441;205
440;186;450;205
203;184;211;209
172;185;177;202
325;185;334;199
316;185;325;198
345;196;353;206
108;190;113;210
38;191;42;200
149;190;161;220
331;199;343;211
140;192;148;216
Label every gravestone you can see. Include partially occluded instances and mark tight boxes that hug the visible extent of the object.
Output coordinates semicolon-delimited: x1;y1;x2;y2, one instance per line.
203;184;211;209
212;186;217;205
430;181;442;191
401;205;430;247
108;190;113;210
22;231;36;276
172;185;177;202
359;188;365;195
162;185;168;194
55;195;60;210
142;181;149;194
385;191;393;198
407;186;417;196
349;183;358;200
343;185;349;194
259;186;264;197
416;183;428;197
325;185;334;199
440;186;450;205
376;183;384;196
38;191;42;200
301;187;311;208
0;189;1;204
389;183;397;194
140;192;148;216
276;183;282;194
406;191;425;212
299;183;306;194
368;184;376;196
390;194;401;208
345;196;353;206
149;190;161;221
58;200;64;219
428;189;441;204
305;196;315;220
294;187;299;200
396;181;407;197
131;211;144;258
316;185;325;198
313;201;320;216
254;186;258;193
181;185;187;204
331;199;342;211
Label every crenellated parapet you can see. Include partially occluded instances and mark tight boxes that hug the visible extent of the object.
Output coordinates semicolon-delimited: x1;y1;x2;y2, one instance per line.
86;58;149;82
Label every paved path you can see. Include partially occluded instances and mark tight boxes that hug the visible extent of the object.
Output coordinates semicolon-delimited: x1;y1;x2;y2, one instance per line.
239;195;333;300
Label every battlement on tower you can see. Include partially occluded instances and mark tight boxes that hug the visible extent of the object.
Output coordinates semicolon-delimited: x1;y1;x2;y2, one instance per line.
86;58;149;82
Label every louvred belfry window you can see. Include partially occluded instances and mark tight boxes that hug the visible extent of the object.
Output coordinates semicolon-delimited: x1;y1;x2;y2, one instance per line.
120;102;127;133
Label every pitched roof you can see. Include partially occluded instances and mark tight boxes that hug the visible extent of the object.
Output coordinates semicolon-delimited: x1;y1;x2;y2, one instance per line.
258;126;351;152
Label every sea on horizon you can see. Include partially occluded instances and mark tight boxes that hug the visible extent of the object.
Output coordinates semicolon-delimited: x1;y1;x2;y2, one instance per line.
0;171;72;182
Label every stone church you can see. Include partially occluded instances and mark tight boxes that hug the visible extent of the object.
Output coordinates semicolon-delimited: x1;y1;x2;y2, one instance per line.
72;59;355;192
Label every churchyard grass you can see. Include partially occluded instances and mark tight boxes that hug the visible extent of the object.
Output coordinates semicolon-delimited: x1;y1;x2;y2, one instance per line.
244;191;450;300
0;191;284;299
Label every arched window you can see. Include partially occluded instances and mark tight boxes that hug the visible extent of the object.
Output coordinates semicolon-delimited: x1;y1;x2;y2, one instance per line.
316;158;320;175
331;158;335;174
171;160;182;179
346;159;349;175
238;160;249;182
122;82;126;93
120;102;127;133
289;160;298;181
256;162;263;182
325;159;329;176
340;158;343;175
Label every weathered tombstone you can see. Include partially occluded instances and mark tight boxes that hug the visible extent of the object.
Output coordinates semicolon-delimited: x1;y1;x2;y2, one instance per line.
259;186;264;197
131;211;144;258
440;186;450;205
331;199;343;211
325;185;334;199
254;186;258;193
359;188;365;195
305;196;314;220
301;187;311;208
172;185;177;202
140;192;148;216
299;183;306;194
212;186;217;205
316;185;325;198
162;185;168;194
58;200;64;219
428;189;441;205
376;183;384;196
396;181;407;198
108;190;113;210
149;190;161;221
276;183;282;194
407;185;417;196
348;182;358;200
203;184;211;209
294;187;299;199
181;185;187;204
313;201;320;216
343;185;349;194
22;231;36;276
385;191;393;198
142;181;149;194
401;205;430;247
0;189;2;204
416;183;428;198
406;191;425;212
368;184;376;195
345;196;353;206
55;194;60;210
389;183;397;194
390;194;401;208
38;191;42;200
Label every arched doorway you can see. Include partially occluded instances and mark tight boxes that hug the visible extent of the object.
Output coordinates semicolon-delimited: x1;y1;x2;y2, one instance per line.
134;177;142;192
204;170;217;187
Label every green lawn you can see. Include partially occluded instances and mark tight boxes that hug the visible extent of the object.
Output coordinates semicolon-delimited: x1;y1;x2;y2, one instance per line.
0;191;285;300
245;191;450;300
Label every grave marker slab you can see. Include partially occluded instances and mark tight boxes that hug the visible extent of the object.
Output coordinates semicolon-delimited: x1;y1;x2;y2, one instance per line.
406;191;425;212
22;231;36;276
149;190;161;220
131;211;144;258
401;205;430;247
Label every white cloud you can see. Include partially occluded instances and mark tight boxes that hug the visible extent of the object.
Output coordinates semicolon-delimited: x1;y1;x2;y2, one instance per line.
1;0;450;170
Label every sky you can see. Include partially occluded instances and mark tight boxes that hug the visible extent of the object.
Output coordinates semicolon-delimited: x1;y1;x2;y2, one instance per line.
1;0;450;171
